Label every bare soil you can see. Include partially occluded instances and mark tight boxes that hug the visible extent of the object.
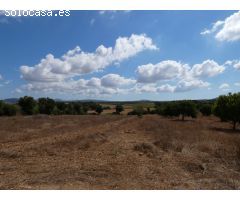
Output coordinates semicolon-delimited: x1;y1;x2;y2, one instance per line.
0;115;240;189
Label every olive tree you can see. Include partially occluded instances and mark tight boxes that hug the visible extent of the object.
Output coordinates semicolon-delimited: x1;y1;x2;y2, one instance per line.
162;100;197;121
199;104;212;116
213;93;240;130
18;96;37;115
38;97;56;114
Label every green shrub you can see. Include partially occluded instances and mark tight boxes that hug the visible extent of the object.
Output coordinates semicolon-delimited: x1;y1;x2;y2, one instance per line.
95;104;103;114
2;104;17;116
0;101;17;116
115;104;124;114
128;106;147;117
18;96;37;115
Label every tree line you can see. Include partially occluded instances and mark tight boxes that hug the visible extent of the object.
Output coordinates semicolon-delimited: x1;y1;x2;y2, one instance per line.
0;96;124;116
1;93;240;130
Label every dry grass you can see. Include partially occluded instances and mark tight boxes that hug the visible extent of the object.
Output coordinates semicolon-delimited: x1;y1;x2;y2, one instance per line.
0;115;240;189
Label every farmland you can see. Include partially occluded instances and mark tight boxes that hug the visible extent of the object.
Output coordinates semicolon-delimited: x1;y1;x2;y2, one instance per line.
0;113;240;189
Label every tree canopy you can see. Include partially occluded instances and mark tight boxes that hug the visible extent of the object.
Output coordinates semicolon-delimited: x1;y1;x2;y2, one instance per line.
213;92;240;130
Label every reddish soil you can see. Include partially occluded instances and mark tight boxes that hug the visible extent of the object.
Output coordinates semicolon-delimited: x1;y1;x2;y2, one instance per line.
0;115;240;189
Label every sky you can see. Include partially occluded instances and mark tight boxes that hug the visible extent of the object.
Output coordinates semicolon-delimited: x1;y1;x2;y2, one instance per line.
0;10;240;101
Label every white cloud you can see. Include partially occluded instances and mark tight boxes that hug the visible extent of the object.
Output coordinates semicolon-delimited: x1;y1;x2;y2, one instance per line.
99;11;109;15
90;18;95;26
133;84;158;93
98;10;130;15
224;59;240;69
219;83;230;90
136;59;224;84
101;74;136;88
132;83;175;93
136;60;189;83
20;34;157;82
233;61;240;70
201;11;240;42
15;88;22;93
19;74;135;97
175;79;210;92
234;82;240;86
157;84;176;93
200;21;224;35
0;74;2;80
132;79;209;94
190;60;225;78
135;59;222;94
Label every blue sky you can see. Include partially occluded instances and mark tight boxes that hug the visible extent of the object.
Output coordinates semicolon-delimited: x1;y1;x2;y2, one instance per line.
0;10;240;101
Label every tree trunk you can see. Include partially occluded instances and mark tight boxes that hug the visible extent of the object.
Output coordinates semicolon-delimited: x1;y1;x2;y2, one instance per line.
182;114;185;121
233;121;237;130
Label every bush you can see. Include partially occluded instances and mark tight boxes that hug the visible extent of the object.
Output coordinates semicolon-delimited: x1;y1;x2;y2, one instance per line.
18;96;37;115
52;106;61;115
0;101;17;116
2;104;17;116
128;106;147;117
115;104;124;114
102;106;111;110
95;104;103;114
56;102;67;113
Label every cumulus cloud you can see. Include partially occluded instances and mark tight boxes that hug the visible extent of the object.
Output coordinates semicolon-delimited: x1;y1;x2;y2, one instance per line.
219;83;230;90
223;59;240;69
134;59;225;93
132;83;175;93
136;60;189;83
101;74;136;88
136;59;224;84
201;11;240;42
200;21;224;35
174;79;210;92
190;60;225;78
19;73;135;97
133;84;158;93
20;34;157;82
132;79;209;94
157;84;176;93
233;61;240;70
18;34;158;97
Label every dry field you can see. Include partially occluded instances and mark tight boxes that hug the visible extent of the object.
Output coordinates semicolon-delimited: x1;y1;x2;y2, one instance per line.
0;115;240;189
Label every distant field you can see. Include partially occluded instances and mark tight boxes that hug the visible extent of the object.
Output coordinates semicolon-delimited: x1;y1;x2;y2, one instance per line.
100;102;155;115
0;115;240;189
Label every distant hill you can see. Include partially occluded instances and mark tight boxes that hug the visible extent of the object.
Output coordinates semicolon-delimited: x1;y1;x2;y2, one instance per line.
1;97;217;104
3;98;19;104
